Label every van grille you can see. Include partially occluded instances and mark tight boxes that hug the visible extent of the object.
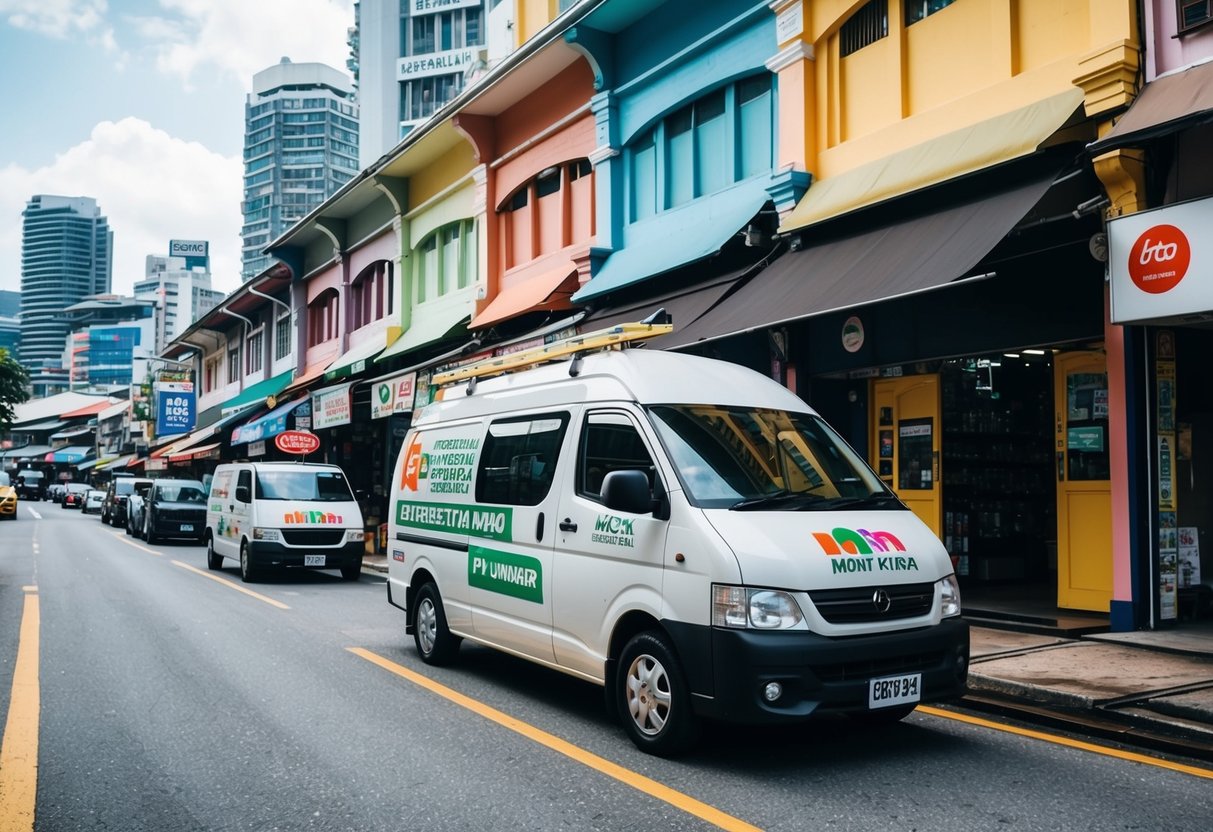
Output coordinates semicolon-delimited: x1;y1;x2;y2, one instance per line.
282;529;345;547
808;582;934;623
813;650;946;683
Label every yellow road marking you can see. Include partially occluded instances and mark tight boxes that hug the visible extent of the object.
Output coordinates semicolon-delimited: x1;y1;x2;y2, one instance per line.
20;586;36;593
349;647;762;832
918;705;1213;780
0;594;40;832
171;561;290;610
109;531;162;557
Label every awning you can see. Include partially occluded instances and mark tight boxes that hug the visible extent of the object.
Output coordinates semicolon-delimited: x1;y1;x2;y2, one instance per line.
282;360;334;394
471;261;578;329
51;425;94;442
231;396;309;445
1089;60;1213;154
221;370;294;413
7;445;53;462
60;400;115;419
580;267;753;350
12;419;66;433
170;442;221;463
127;457;146;470
573;177;773;302
324;327;401;381
670;172;1057;349
377;310;470;363
97;400;131;422
77;456;115;472
50;446;94;464
155;405;260;457
97;454;134;471
781;87;1084;233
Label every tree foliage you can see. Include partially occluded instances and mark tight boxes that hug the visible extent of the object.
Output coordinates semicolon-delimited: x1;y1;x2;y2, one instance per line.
0;347;31;434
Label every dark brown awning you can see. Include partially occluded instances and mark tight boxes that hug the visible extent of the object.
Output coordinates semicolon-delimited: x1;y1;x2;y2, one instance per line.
668;172;1057;349
1088;61;1213;155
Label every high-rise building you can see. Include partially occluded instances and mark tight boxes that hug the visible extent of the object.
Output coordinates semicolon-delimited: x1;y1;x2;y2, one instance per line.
19;195;113;397
135;241;225;351
354;0;488;169
0;289;19;357
62;295;157;388
241;58;360;281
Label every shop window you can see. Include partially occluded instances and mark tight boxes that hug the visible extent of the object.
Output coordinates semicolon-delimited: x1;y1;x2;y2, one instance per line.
578;412;657;502
905;0;956;26
1178;0;1213;33
476;414;570;506
841;0;888;56
307;289;339;346
498;159;594;269
627;76;773;221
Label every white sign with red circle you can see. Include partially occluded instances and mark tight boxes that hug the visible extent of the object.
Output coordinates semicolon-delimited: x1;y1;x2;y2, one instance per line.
275;430;321;455
1109;197;1213;324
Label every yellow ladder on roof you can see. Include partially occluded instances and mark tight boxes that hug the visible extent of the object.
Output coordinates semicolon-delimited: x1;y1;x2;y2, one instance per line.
433;320;673;386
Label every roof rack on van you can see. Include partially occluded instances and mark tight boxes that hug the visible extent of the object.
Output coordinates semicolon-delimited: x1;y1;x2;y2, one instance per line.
433;311;673;390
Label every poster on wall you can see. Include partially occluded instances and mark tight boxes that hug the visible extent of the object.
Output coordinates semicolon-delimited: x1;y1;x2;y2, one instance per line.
1179;527;1201;589
1159;511;1178;620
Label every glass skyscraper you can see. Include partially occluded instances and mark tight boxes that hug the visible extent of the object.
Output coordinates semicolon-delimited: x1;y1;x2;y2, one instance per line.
19;195;113;397
241;58;360;281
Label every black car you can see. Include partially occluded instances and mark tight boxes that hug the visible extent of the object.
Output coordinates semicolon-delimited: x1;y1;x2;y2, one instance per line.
102;476;152;527
61;483;89;509
141;479;207;543
13;469;46;501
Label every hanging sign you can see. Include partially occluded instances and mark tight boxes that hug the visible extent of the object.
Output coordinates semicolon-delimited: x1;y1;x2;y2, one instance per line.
311;383;353;430
371;372;417;419
275;430;320;456
155;381;196;436
841;316;865;353
1109;196;1213;323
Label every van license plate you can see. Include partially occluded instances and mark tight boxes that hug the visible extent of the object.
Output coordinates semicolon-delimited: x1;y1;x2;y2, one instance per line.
304;555;326;566
868;673;921;709
180;524;193;532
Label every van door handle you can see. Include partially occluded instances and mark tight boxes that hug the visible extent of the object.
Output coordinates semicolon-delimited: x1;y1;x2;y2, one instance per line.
536;512;545;541
559;518;577;533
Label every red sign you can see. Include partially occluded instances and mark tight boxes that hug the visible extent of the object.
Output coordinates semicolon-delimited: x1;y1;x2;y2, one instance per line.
275;430;320;455
1128;224;1191;295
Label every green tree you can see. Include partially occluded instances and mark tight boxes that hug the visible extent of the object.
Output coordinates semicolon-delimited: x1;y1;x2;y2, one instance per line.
0;347;31;435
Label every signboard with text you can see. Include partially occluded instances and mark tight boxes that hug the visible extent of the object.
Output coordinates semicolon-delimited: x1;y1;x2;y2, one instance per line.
1109;196;1213;323
169;239;209;270
312;383;353;430
155;381;196;436
371;372;417;419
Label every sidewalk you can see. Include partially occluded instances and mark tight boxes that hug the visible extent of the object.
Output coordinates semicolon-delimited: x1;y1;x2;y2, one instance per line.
358;553;1213;757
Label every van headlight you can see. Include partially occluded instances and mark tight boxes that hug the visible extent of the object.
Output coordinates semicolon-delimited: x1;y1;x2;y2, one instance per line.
344;529;366;542
253;527;281;541
938;574;962;617
712;585;804;630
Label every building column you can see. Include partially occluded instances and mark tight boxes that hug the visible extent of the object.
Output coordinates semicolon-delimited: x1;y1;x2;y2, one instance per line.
766;1;815;218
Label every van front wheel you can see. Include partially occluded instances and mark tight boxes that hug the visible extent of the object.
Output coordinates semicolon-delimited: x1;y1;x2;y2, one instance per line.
206;536;222;570
617;631;699;756
413;582;460;665
239;542;259;583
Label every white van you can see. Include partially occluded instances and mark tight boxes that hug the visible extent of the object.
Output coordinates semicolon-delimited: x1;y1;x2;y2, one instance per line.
206;461;366;583
387;336;968;755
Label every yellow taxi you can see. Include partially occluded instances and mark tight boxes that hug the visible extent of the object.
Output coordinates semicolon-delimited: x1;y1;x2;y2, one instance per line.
0;471;17;520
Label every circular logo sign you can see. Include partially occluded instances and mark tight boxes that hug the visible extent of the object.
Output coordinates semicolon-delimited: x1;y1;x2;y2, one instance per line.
275;430;320;455
378;383;391;404
841;316;865;353
1128;224;1190;295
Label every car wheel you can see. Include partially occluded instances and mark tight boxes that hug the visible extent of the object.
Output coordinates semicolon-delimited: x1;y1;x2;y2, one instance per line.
239;541;258;583
616;631;699;756
206;536;222;571
847;704;917;727
413;582;460;665
145;516;157;544
340;562;361;581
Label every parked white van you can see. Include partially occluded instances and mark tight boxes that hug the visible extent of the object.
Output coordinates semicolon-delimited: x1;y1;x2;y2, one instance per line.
387;332;968;755
206;461;366;583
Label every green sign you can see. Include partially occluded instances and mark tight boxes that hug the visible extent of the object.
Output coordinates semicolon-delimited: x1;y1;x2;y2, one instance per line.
1067;426;1104;452
468;545;543;603
396;499;512;542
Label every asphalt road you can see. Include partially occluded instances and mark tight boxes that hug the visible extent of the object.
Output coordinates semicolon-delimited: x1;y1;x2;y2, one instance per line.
1;505;1211;831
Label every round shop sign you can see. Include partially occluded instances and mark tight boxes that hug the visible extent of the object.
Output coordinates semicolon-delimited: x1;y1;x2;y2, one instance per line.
1128;224;1191;295
841;316;865;353
275;430;320;455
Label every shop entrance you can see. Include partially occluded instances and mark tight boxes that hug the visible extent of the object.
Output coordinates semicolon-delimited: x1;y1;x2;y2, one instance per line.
871;376;941;537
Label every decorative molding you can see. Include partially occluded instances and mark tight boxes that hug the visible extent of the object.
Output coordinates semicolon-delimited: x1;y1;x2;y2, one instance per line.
1092;148;1146;218
765;39;814;74
588;145;619;165
766;167;812;214
1073;39;1141;117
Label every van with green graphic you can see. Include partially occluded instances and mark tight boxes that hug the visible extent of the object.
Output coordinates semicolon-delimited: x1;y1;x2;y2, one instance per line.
387;347;968;756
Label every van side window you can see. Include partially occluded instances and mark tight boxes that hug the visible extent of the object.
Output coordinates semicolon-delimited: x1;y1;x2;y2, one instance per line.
237;470;252;500
476;414;570;506
578;412;657;501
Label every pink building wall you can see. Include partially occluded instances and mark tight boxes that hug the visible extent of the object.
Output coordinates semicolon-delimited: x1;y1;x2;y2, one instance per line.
1145;2;1213;79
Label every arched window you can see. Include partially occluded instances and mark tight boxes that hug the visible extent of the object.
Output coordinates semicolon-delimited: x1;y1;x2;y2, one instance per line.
351;260;393;330
625;76;773;223
413;220;476;305
497;158;594;270
307;288;340;346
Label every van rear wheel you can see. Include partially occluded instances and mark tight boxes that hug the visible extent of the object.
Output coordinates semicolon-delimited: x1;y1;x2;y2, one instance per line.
617;631;698;756
413;582;459;665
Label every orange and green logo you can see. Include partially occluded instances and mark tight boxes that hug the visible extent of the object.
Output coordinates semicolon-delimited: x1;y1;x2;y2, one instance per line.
400;437;426;492
813;527;919;574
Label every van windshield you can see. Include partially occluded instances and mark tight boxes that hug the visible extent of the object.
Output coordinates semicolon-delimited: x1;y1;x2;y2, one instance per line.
648;404;901;511
255;470;354;502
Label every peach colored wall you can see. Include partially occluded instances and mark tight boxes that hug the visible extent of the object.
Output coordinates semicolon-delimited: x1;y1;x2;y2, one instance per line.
347;228;398;278
305;263;343;304
494;63;593;153
496;114;596;205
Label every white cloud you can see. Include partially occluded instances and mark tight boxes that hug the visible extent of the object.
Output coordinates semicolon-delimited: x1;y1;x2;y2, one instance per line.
0;0;107;37
140;0;355;88
0;117;243;297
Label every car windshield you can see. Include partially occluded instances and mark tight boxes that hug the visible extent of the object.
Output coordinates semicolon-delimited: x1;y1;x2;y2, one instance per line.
648;404;899;510
19;471;42;481
115;480;137;496
255;470;353;502
155;482;207;503
68;483;89;493
0;472;9;486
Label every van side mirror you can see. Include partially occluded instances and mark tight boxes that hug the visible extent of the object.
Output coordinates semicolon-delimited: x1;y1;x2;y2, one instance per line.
600;470;653;515
235;485;251;503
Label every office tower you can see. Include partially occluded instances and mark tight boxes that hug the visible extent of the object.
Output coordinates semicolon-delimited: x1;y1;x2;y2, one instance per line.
62;295;157;388
241;58;360;281
0;290;19;356
135;242;225;351
19;195;113;397
353;0;488;169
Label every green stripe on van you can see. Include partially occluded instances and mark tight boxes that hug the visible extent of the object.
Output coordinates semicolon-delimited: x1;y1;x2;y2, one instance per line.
396;499;512;542
468;545;542;604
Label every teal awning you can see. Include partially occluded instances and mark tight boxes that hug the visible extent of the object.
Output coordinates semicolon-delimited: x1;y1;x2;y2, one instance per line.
51;446;93;463
572;178;772;303
221;370;294;414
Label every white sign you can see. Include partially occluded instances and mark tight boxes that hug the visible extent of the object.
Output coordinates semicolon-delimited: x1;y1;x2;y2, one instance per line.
411;0;478;15
371;372;417;419
169;239;208;257
146;458;168;472
776;1;803;43
248;440;266;457
312;383;353;430
398;47;479;81
1109;196;1213;324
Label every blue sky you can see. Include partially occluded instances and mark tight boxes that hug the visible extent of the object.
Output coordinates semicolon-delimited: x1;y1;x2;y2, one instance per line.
0;0;355;296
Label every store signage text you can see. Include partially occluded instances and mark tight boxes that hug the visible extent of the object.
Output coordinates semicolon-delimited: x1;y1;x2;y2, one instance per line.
275;430;320;455
372;372;417;419
398;48;478;81
1109;196;1213;323
411;0;478;14
311;385;352;430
